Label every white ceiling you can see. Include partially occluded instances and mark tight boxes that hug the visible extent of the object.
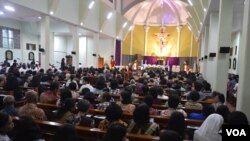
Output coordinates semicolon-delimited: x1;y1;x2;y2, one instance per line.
124;0;189;26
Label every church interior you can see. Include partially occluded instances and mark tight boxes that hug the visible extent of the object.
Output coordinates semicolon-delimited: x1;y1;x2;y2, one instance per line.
0;0;249;141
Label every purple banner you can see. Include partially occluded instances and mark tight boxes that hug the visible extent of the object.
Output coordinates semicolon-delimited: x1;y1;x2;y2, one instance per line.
115;40;121;66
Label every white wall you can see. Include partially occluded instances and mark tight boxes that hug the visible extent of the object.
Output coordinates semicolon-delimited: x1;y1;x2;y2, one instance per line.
229;32;240;75
99;38;115;66
86;37;97;67
79;37;87;67
0;18;40;64
54;36;67;68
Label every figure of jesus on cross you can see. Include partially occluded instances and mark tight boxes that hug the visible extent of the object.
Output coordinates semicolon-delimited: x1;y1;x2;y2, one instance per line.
154;27;170;54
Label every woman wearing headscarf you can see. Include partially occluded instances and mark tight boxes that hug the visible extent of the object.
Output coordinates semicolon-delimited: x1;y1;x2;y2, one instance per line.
193;114;224;141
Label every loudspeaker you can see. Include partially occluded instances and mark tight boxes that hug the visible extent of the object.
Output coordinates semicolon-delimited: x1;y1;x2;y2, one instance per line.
219;47;230;53
39;48;45;52
71;51;76;55
204;55;208;59
209;53;216;57
92;54;96;56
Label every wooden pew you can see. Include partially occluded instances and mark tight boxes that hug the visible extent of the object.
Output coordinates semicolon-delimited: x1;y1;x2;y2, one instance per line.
135;96;213;106
34;102;203;128
36;103;59;120
88;109;203;128
13;117;159;141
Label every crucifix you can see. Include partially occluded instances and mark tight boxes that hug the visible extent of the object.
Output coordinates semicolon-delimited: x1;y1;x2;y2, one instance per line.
154;26;170;55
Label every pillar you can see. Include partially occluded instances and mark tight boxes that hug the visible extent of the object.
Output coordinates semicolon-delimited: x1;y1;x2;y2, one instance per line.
214;0;233;95
176;25;182;57
71;26;79;69
237;0;250;121
144;25;150;56
93;33;99;68
40;16;52;70
190;33;193;57
206;12;219;90
129;30;133;62
203;26;209;80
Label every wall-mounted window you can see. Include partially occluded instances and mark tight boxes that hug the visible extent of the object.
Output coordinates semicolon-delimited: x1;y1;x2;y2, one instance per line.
0;26;20;49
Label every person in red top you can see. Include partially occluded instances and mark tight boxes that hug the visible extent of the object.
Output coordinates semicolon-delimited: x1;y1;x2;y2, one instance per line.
40;82;59;104
110;56;115;68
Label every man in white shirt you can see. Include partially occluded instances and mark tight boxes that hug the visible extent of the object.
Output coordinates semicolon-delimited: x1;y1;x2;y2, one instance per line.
79;77;95;93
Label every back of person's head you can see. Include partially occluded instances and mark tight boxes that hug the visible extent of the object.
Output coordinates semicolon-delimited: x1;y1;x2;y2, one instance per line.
56;98;75;119
83;77;90;84
168;112;186;137
110;79;118;90
160;130;182;141
25;90;38;103
3;95;15;106
189;91;200;102
83;92;95;104
101;92;112;102
103;122;127;141
12;116;42;141
69;82;77;91
0;112;12;132
81;88;90;95
202;105;215;118
105;103;123;122
142;85;149;96
50;82;59;91
120;90;132;104
203;82;211;91
157;87;164;96
216;93;225;103
95;76;106;90
60;88;72;103
149;86;158;99
54;124;79;141
133;103;150;124
227;111;249;125
168;95;180;109
216;105;230;123
144;94;154;107
77;99;90;113
194;82;203;91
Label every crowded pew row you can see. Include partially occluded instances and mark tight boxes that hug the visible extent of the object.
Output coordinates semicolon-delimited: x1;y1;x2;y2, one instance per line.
13;116;160;141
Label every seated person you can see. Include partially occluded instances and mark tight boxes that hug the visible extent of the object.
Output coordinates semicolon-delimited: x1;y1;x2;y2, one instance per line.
184;91;203;110
160;130;182;141
157;87;168;100
127;103;159;135
0;95;17;116
109;79;120;95
68;82;79;99
98;103;127;130
55;98;76;124
0;112;14;141
103;122;127;141
18;90;47;121
117;90;135;114
12;116;45;141
189;105;215;120
227;111;249;125
54;124;79;141
144;94;159;115
56;88;72;106
40;82;59;104
212;93;225;110
161;95;187;117
75;99;95;127
79;77;95;93
97;92;114;110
